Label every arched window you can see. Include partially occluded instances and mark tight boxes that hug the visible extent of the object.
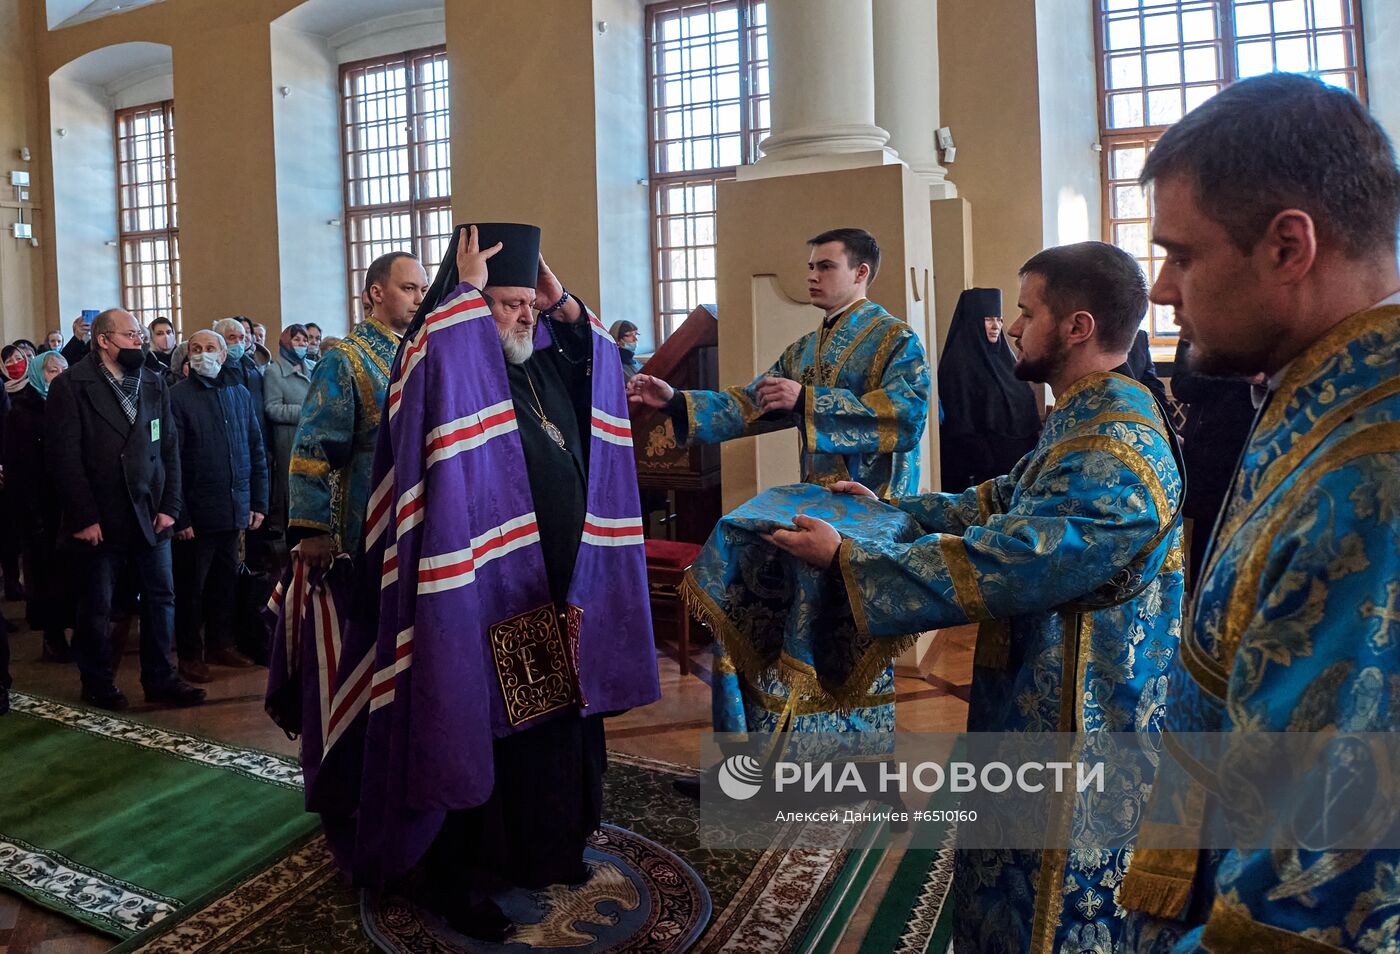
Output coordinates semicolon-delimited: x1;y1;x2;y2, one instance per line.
1096;0;1368;350
116;99;180;332
646;0;769;341
340;45;451;322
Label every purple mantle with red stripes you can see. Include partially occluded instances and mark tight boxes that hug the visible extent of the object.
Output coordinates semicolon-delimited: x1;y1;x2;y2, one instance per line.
266;282;660;884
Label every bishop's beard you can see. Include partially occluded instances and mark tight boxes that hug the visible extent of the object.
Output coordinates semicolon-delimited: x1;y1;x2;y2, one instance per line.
499;324;535;365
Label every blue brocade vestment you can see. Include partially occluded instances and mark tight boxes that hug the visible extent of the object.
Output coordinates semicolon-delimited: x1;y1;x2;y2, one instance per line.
1122;304;1400;954
287;316;399;557
840;370;1186;954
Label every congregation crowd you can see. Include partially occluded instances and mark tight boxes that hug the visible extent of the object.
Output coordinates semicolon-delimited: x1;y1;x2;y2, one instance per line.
0;310;328;712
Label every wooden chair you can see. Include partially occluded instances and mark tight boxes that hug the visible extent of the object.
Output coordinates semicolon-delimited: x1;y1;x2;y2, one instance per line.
643;539;703;675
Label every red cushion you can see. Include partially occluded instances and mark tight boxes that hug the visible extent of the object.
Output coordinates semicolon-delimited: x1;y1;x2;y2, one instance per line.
644;539;703;568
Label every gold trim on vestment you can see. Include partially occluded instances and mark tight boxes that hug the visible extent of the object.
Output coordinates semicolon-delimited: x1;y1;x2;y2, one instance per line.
804;384;818;455
1042;434;1172;532
863;325;903;395
1053;369;1153;408
1202;422;1400;701
288;517;332;533
288;457;331;478
683;391;702;448
338;344;380;431
1199;895;1349;953
865;389;898;453
1077;409;1173;445
1200;370;1400;590
838;537;872;638
1254;304;1400;438
356;316;399;378
938;534;992;622
975;479;1000;522
745;672;896;717
815;298;865;357
828;317;887;387
681;571;916;713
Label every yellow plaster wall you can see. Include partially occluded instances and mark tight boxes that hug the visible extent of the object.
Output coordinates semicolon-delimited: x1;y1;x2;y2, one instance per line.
0;0;46;344
445;0;602;309
939;0;1045;302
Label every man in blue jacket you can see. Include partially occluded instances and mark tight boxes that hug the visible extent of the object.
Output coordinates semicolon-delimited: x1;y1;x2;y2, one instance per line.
170;329;268;682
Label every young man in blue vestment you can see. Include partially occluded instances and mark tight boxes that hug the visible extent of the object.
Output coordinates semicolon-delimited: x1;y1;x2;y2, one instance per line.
628;228;931;739
1114;74;1400;953
771;241;1186;954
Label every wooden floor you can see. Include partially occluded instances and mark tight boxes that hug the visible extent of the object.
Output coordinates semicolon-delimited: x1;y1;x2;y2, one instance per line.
0;598;974;954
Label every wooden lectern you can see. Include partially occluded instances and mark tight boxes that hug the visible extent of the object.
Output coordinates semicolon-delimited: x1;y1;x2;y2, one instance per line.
630;304;723;545
632;305;724;673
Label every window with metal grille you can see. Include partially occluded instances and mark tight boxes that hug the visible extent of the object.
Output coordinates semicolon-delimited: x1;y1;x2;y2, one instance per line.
340;46;452;323
116;100;180;333
647;0;769;342
1096;0;1367;350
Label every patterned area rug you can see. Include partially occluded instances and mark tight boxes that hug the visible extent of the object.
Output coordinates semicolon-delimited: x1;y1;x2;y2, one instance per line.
117;752;873;953
0;692;318;940
361;824;708;952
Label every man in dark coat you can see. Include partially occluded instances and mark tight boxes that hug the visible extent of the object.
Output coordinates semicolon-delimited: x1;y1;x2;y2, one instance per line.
46;309;205;710
170;330;269;681
213;317;266;441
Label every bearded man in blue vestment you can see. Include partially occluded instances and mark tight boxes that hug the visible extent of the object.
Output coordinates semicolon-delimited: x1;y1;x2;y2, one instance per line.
770;242;1186;954
629;227;931;736
1117;74;1400;954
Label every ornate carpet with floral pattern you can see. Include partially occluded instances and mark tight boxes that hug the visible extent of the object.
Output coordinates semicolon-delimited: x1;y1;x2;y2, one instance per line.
113;752;875;953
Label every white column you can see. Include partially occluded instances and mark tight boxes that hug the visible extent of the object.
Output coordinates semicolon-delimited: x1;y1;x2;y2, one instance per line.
874;0;957;198
757;0;893;163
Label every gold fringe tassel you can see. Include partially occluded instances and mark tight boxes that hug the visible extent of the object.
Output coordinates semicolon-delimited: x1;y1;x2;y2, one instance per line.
678;571;919;713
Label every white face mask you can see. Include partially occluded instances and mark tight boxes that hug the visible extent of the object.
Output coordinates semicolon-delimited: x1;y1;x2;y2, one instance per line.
191;352;223;379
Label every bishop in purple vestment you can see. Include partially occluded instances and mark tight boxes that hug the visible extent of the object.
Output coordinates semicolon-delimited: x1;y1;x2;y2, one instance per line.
266;223;660;941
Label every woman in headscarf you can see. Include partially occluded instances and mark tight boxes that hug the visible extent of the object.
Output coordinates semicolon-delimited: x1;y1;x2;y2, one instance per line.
937;287;1042;493
2;352;71;661
607;320;642;381
262;323;315;538
1;344;30;602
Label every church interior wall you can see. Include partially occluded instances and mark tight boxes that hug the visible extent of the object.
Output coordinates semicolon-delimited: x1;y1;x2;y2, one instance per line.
0;0;45;347
1361;0;1400;166
591;0;654;355
1034;0;1102;250
48;73;120;323
938;0;1047;311
270;24;351;338
445;0;604;312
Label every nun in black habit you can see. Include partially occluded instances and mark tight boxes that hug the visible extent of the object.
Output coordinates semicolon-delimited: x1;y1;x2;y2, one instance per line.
937;287;1042;493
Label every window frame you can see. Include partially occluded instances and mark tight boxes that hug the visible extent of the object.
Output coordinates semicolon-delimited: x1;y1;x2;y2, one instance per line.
339;44;452;324
1093;0;1369;352
115;99;181;334
645;0;768;344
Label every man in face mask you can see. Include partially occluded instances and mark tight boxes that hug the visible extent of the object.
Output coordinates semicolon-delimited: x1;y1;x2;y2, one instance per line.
213;317;266;444
46;309;205;710
169;330;268;682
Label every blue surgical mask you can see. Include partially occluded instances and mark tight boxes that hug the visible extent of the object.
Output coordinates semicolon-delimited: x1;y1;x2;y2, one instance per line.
226;342;246;361
293;346;307;360
191;353;223;379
